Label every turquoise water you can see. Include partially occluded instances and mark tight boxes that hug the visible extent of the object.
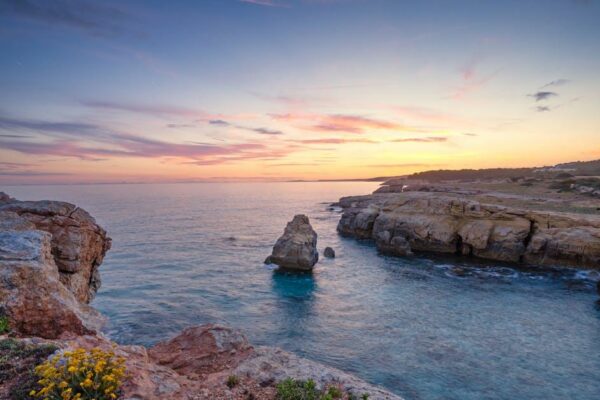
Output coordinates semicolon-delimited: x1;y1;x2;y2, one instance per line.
5;182;600;400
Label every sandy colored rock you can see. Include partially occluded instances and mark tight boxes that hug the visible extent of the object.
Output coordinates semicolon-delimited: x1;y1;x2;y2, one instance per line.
337;191;600;269
235;346;402;400
267;214;319;271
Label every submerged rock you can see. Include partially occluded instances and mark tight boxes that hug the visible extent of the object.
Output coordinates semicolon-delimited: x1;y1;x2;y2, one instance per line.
324;246;335;258
266;214;318;271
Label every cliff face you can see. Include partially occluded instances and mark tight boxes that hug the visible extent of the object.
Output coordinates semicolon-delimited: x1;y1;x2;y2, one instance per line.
0;193;110;339
337;191;600;269
0;193;111;303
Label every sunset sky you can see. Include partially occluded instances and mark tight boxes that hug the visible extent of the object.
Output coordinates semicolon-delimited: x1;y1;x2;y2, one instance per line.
0;0;599;184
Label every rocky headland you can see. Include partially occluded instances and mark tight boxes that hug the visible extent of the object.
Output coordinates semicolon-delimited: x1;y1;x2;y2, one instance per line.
336;182;600;270
0;193;400;400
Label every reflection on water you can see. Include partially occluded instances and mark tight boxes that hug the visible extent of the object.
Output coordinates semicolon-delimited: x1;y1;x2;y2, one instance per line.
5;182;600;400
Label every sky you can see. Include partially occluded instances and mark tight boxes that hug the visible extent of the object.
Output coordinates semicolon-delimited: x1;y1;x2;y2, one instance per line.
0;0;599;184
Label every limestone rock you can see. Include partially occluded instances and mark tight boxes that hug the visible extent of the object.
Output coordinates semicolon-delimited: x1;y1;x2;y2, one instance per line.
0;230;104;338
235;346;402;400
324;246;335;258
337;191;600;269
267;214;318;271
0;195;111;303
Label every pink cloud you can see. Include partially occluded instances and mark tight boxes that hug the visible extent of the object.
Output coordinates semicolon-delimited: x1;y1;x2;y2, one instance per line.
271;113;414;133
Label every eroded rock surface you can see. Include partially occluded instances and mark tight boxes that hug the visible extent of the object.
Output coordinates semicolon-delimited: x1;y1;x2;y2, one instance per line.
337;191;600;269
0;192;110;338
267;214;319;271
0;229;104;338
148;324;254;376
0;192;111;303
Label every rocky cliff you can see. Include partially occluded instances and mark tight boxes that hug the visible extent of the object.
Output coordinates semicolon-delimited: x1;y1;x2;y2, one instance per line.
0;193;110;339
0;192;111;303
337;191;600;269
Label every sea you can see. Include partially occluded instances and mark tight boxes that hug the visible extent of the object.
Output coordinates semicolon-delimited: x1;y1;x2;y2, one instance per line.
5;182;600;400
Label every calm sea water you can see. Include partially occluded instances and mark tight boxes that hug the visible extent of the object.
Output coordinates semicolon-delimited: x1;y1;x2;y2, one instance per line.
5;182;600;400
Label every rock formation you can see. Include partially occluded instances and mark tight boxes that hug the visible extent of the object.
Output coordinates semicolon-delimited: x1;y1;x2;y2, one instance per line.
337;191;600;269
0;193;111;303
0;193;110;338
324;246;335;258
266;214;319;271
0;227;104;339
8;324;401;400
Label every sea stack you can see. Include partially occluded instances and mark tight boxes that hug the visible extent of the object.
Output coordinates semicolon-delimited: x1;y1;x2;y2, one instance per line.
324;247;335;258
266;214;318;271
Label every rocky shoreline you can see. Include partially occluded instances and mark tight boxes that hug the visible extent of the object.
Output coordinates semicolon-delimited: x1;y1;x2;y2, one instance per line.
335;190;600;270
0;193;401;400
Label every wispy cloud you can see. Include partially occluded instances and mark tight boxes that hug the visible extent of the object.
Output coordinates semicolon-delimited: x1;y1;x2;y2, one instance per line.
271;113;414;134
239;0;288;7
536;106;551;112
392;136;448;143
541;79;570;89
0;0;138;38
528;91;558;102
449;56;499;100
292;138;377;145
209;119;230;126
208;119;283;135
82;100;212;119
0;114;294;164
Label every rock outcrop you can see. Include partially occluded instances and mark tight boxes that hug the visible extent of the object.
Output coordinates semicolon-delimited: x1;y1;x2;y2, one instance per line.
0;228;104;338
266;214;319;271
9;325;401;400
337;191;600;269
148;325;254;376
0;193;110;338
0;193;111;303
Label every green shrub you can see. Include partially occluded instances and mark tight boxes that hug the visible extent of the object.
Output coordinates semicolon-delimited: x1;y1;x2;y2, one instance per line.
276;378;320;400
0;316;9;334
226;374;239;388
326;386;343;398
275;378;367;400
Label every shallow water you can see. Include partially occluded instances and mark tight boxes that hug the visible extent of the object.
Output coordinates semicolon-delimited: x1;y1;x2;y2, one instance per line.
6;182;600;400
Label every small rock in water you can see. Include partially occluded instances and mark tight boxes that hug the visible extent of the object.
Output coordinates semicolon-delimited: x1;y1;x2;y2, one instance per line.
265;214;318;271
451;267;468;277
264;255;273;264
324;247;335;258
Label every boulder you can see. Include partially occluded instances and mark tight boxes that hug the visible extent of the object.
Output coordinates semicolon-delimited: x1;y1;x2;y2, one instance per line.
324;246;335;258
266;215;318;271
0;193;111;303
148;324;253;376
